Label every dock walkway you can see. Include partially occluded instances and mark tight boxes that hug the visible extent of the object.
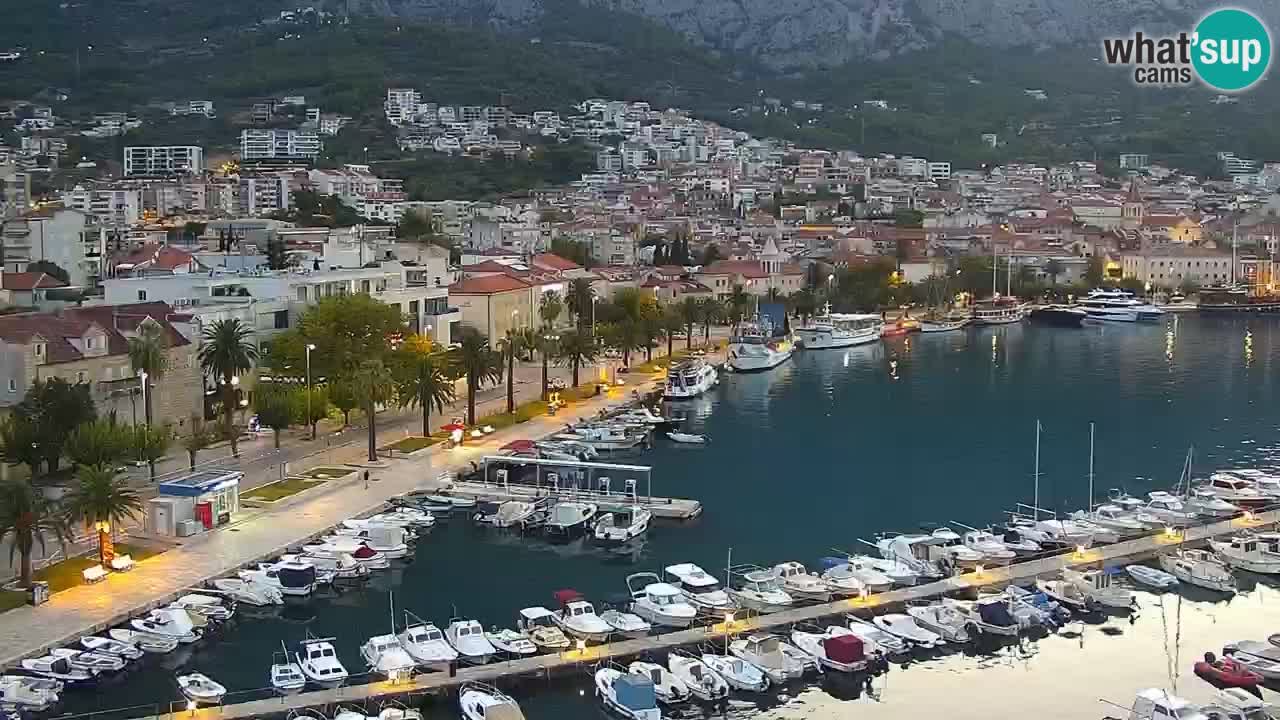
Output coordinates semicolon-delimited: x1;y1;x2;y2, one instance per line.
158;510;1275;720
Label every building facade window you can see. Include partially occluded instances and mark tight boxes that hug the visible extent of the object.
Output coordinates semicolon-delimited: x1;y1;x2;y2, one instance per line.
137;290;147;301
7;379;15;392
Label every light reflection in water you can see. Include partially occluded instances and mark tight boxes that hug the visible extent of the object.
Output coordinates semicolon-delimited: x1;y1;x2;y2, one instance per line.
1244;329;1254;367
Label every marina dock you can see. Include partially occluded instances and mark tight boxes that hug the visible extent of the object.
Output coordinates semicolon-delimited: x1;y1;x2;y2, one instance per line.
154;509;1276;720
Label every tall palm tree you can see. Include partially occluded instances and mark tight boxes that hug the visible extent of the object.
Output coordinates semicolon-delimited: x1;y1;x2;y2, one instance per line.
566;278;595;329
353;359;395;462
660;305;683;359
533;326;560;400
0;478;71;587
698;296;724;343
451;326;504;425
497;328;529;414
539;291;564;329
198;319;258;458
556;329;598;388
127;321;169;427
679;297;701;350
63;465;143;567
726;284;752;332
394;351;456;437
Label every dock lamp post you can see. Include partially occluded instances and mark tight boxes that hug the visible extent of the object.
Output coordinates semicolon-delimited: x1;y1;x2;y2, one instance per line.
305;343;316;440
138;370;148;427
723;611;735;654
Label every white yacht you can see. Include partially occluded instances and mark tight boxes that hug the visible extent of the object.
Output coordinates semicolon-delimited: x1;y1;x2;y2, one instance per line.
240;557;320;595
360;633;415;680
906;602;971;643
1146;492;1200;526
1126;689;1210;720
107;628;177;654
296;636;348;688
1184;489;1241;518
1063;568;1135;609
489;501;541;529
553;425;645;451
845;616;911;654
459;682;526;720
664;563;734;613
772;561;831;602
303;537;389;570
49;648;125;674
667;652;729;701
593;506;651;545
790;626;872;673
516;607;572;651
701;652;770;692
79;636;143;661
543;501;597;537
331;525;410;559
446;619;497;664
398;622;458;667
870;613;942;648
1210;533;1280;574
820;557;892;592
971;297;1026;325
19;656;93;683
1070;505;1152;536
287;551;369;580
663;359;718;399
0;675;61;710
131;608;200;644
485;627;538;656
961;530;1017;565
1160;549;1236;593
552;592;613;643
627;574;698;628
925;527;985;568
600;608;650;638
1202;473;1271;509
797;310;883;349
727;317;793;372
211;576;285;605
594;667;661;720
1080;289;1165;323
729;568;794;613
176;672;226;705
729;634;809;683
169;593;233;622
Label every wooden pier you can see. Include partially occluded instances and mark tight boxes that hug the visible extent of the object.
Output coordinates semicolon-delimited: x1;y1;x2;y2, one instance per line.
154;510;1276;720
447;482;702;520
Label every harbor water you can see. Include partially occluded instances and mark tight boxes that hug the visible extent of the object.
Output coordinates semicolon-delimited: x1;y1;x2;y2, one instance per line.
59;316;1280;719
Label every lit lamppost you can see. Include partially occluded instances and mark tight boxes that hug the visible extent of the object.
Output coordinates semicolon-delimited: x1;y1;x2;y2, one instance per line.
305;343;316;440
138;370;148;427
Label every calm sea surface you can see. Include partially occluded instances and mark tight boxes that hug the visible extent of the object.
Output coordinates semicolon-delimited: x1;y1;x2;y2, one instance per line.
61;316;1280;719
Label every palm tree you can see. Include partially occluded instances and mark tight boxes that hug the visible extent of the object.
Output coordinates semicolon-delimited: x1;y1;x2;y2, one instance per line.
451;326;504;426
539;291;564;329
678;297;700;351
556;329;598;388
63;465;143;567
497;328;529;414
353;358;395;462
0;478;71;587
198;319;258;458
566;278;595;329
698;297;724;343
533;326;560;400
726;284;752;332
127;321;169;427
660;305;683;359
394;351;456;437
1044;258;1064;285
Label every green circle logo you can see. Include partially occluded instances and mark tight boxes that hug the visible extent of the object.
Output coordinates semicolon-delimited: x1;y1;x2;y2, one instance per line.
1192;8;1271;91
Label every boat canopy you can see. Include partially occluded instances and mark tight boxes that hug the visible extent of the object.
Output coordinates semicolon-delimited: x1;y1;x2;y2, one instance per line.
823;634;865;664
816;556;847;571
614;674;658;711
553;589;584;606
978;600;1016;627
351;545;378;559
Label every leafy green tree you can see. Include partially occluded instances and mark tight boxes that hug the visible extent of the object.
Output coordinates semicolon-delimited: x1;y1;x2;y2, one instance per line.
697;296;725;342
451;326;504;426
268;294;406;380
0;415;43;478
1044;258;1064;285
130;424;173;481
198;319;258;458
182;416;214;470
392;345;456;436
266;236;289;270
254;390;293;450
14;378;96;474
397;210;435;243
1085;256;1106;287
127;321;169;427
26;260;70;284
353;359;395;461
700;244;722;266
566;278;595;329
65;419;131;469
0;478;71;587
556;329;598;388
328;375;359;428
63;465;142;566
791;288;818;323
273;190;367;228
679;297;701;350
539;290;564;328
291;386;329;439
725;284;752;331
660;304;684;358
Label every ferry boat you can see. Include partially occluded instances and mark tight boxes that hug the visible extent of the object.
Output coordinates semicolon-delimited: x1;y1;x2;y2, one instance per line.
1080;289;1165;323
971;297;1026;325
727;316;793;372
663;358;718;399
796;307;883;349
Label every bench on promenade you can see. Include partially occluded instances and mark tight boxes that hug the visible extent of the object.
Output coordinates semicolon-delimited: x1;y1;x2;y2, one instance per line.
82;565;108;583
110;554;134;572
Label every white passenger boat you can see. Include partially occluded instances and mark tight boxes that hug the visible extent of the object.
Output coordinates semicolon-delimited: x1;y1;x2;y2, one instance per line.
595;668;661;720
924;527;985;568
727;317;793;372
79;635;143;660
628;661;689;705
108;628;177;654
1160;549;1236;593
1063;568;1135;609
19;656;93;683
132;608;200;643
961;530;1017;565
303;538;390;569
516;607;572;651
361;634;415;680
1210;533;1280;574
594;506;651;545
871;613;942;648
459;682;526;720
701;652;769;692
906;602;971;643
398;622;458;666
729;634;809;683
601;608;651;638
446;619;497;664
773;561;831;602
49;648;124;674
331;525;410;559
790;626;873;672
0;675;61;710
663;359;718;399
241;557;321;594
296;636;348;687
729;568;794;613
484;628;538;656
627;574;698;628
544;502;597;537
1125;564;1180;590
845;616;911;654
552;591;613;643
1080;289;1165;323
176;672;226;705
211;576;285;605
664;563;734;613
797;310;883;349
270;646;306;695
971;297;1025;325
667;651;728;701
553;425;646;451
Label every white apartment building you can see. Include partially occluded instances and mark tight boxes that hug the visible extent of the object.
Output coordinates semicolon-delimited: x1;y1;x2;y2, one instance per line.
591;230;637;266
239;129;321;161
357;193;408;224
238;175;293;217
898;157;928;178
61;185;143;226
385;88;422;126
123;146;204;176
1119;153;1149;170
927;162;952;181
170;100;215;118
0;207;104;287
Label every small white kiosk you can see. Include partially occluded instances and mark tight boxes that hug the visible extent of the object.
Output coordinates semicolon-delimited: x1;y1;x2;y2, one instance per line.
148;470;243;537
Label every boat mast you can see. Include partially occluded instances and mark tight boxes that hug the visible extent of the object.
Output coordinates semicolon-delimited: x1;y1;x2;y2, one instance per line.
1006;244;1013;298
1033;419;1041;521
1231;217;1238;287
1087;422;1095;513
991;240;998;298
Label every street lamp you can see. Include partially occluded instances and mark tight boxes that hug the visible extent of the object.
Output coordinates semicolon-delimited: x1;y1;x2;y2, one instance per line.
305;343;316;440
591;294;599;336
138;370;148;427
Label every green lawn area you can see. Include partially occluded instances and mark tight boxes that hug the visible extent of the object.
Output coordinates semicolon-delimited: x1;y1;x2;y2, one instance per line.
477;383;602;432
298;466;356;480
0;543;163;612
381;436;443;453
242;477;324;502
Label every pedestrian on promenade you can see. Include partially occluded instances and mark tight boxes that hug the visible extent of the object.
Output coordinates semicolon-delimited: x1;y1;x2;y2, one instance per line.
364;470;370;489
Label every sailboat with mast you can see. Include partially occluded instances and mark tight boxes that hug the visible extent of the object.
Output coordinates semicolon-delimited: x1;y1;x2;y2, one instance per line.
971;238;1026;325
919;271;971;333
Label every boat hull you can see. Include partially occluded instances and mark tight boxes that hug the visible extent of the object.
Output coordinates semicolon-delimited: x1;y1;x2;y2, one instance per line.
797;329;880;349
728;345;793;372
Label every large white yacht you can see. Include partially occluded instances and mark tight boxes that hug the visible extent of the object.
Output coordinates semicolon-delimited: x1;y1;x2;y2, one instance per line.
796;309;884;349
727;317;793;372
1080;289;1165;323
663;358;718;399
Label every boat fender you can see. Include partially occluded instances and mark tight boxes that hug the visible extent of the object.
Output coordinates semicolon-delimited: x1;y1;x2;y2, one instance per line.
964;622;980;639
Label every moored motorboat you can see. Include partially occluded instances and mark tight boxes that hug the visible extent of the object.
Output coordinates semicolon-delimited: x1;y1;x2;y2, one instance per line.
1210;533;1280;574
360;633;415;681
296;635;348;687
948;596;1020;637
398;621;458;666
627;574;698;629
1125;564;1180;590
270;646;307;695
484;628;538;657
663;358;719;399
790;626;874;672
1063;568;1135;609
665;432;706;444
19;656;93;684
516;607;572;651
211;576;285;605
595;667;662;720
49;648;124;674
459;682;526;720
552;591;613;643
79;635;143;660
446;619;497;664
176;672;226;705
728;634;808;683
1160;550;1236;593
1034;577;1089;611
729;568;794;613
664;563;734;613
108;628;177;654
818;556;892;593
628;661;689;705
845;616;911;654
773;561;831;602
700;652;769;692
906;602;972;643
667;651;728;702
797;310;883;349
871;613;942;648
1194;652;1262;690
132;608;201;644
601;608;651;639
1183;490;1241;519
0;675;62;710
543;502;598;537
1029;305;1087;327
1223;641;1280;680
593;506;651;546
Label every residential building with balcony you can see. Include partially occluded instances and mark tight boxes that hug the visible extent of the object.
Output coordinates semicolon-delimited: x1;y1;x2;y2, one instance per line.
123;145;204;176
0;206;104;287
239;129;321;161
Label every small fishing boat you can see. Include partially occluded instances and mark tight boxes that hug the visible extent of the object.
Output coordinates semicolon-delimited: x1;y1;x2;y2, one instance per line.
1145;492;1200;527
484;628;538;657
593;506;651;546
398;622;458;666
79;635;143;660
0;675;61;710
543;502;598;537
790;626;873;672
819;557;890;593
1004;586;1070;630
488;501;541;529
701;652;769;692
845;616;911;654
1069;505;1150;538
1183;490;1241;519
446;619;497;664
1205;689;1274;720
459;682;527;720
1211;533;1280;574
949;596;1020;637
626;575;697;629
108;628;177;654
961;530;1017;565
773;561;831;602
615;407;671;426
906;602;972;643
211;577;285;605
729;568;794;613
1034;577;1089;611
919;317;970;333
601;608;651;638
270;646;307;695
1063;568;1135;609
667;651;728;701
871;613;942;649
1125;688;1209;720
177;672;227;705
288;552;369;581
628;661;689;705
1126;564;1180;590
132;608;201;643
49;648;125;673
302;539;390;569
552;591;613;643
19;655;93;683
666;432;706;444
663;563;735;613
516;607;572;651
360;634;416;681
1194;652;1262;690
296;635;348;687
848;554;921;586
595;667;662;720
1160;550;1236;593
331;525;410;559
169;593;234;622
819;562;868;598
729;634;810;683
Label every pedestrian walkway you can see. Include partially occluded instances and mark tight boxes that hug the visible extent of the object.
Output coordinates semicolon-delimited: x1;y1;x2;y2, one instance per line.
0;359;690;666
